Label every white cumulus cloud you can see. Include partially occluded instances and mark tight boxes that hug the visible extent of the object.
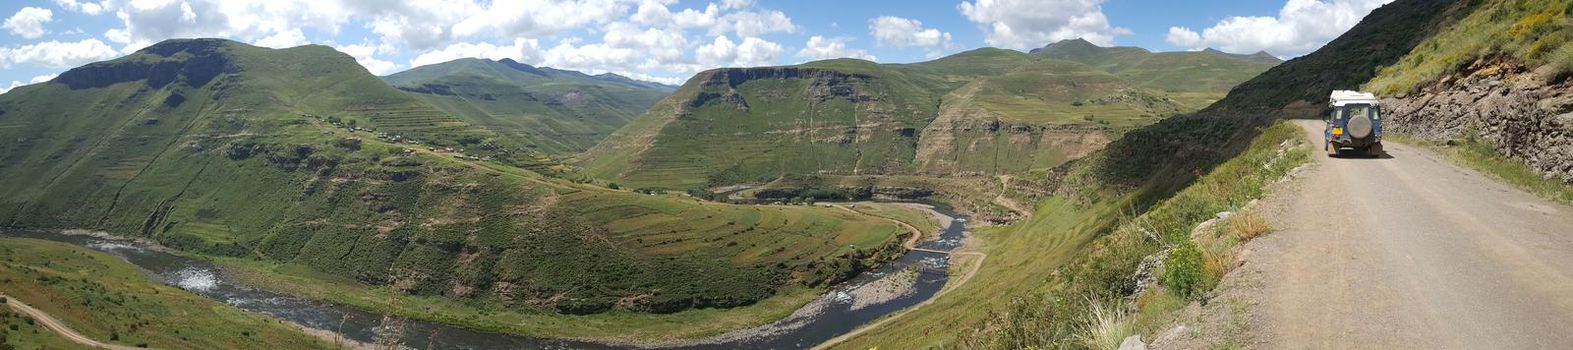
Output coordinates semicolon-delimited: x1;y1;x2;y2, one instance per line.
1165;0;1395;57
337;42;402;75
796;36;875;61
0;38;119;68
696;35;782;68
4;7;54;39
53;0;105;15
957;0;1130;49
409;38;543;68
4;0;817;87
1165;27;1202;48
253;28;306;48
869;16;951;49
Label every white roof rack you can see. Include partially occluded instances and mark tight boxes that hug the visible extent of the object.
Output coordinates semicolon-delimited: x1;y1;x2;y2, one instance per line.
1330;90;1379;106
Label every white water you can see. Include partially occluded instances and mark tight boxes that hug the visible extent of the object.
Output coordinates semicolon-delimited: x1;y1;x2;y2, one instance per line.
85;240;142;251
173;267;220;292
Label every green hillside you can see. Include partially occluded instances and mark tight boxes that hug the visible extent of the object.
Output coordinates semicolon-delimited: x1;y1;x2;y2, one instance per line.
581;43;1279;190
1366;0;1573;94
833;0;1478;347
0;238;337;349
0;38;909;330
382;58;672;155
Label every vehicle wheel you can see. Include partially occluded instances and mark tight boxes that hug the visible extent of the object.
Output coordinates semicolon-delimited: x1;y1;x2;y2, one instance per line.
1369;142;1384;157
1326;141;1339;158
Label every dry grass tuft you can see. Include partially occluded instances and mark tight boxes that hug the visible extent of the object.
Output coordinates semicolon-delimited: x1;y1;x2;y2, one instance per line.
1229;210;1271;240
1202;246;1238;284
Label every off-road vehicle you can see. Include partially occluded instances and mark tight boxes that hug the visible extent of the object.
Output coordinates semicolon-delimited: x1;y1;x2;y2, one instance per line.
1325;90;1384;157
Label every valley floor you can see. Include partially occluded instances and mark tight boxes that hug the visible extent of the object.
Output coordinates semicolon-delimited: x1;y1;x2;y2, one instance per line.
1155;120;1573;348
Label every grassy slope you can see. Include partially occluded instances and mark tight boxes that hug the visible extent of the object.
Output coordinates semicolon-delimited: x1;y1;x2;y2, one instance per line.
832;0;1471;347
583;46;1277;190
383;58;670;155
832;122;1307;349
0;311;80;350
0;38;910;334
1366;0;1573;94
0;238;335;349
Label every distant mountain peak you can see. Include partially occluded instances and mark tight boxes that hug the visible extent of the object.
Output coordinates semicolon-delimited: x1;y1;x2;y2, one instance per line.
1199;48;1283;64
135;38;245;57
591;72;678;90
1030;38;1101;54
493;57;549;76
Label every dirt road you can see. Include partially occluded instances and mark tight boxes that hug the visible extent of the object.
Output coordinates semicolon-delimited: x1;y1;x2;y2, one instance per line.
1;293;141;350
1242;120;1573;348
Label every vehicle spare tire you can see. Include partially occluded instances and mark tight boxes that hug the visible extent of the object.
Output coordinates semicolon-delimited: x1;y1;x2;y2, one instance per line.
1347;114;1374;139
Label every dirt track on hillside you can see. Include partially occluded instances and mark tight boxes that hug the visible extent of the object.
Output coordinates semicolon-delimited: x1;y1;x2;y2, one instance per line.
2;293;141;350
1165;120;1573;349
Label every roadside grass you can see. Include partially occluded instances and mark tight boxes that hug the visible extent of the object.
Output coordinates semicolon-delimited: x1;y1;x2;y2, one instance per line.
0;238;335;349
831;121;1308;349
1074;297;1135;350
1390;133;1573;204
1229;210;1271;240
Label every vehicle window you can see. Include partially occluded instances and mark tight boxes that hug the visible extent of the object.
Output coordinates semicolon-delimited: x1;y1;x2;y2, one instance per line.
1345;104;1369;120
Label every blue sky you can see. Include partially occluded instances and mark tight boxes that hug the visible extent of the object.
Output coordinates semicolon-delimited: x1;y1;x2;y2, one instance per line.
0;0;1392;92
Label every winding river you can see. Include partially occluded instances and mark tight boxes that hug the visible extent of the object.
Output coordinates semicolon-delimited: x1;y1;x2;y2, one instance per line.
0;206;967;349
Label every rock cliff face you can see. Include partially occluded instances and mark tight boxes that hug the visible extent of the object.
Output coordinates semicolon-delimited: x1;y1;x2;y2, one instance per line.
914;82;1112;175
1382;59;1573;182
56;39;234;90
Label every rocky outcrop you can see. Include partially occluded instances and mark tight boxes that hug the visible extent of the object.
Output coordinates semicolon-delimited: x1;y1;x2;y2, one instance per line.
56;38;234;90
915;83;1113;176
683;67;877;109
1382;59;1573;182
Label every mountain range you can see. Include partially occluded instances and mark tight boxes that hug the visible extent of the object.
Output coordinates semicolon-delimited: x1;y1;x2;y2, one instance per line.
382;58;674;155
579;40;1281;190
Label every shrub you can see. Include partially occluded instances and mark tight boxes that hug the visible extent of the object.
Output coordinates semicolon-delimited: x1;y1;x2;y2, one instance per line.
1547;44;1573;82
1161;241;1207;300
